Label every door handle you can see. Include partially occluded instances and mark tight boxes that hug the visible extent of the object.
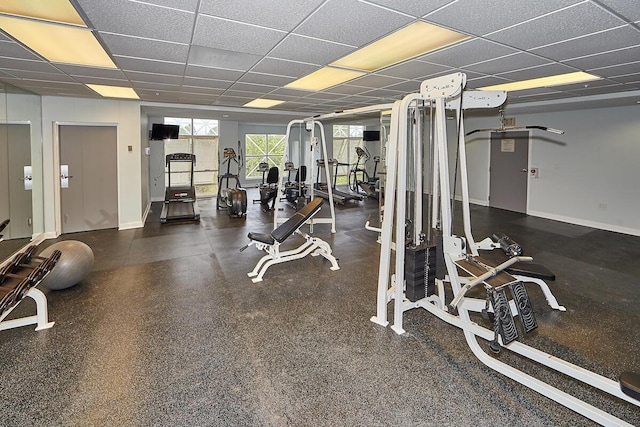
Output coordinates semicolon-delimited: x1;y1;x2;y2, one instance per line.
521;168;528;172
60;174;74;179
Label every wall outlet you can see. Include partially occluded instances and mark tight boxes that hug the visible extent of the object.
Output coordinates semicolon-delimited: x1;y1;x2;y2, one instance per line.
530;167;539;178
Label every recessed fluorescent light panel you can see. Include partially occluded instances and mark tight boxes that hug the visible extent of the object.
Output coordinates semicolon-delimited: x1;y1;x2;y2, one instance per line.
0;15;116;68
478;72;601;92
331;21;469;72
87;84;139;99
0;0;85;26
285;67;365;91
244;98;285;108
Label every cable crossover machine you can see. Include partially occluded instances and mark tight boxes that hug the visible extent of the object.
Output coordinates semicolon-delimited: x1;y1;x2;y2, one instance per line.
365;72;639;426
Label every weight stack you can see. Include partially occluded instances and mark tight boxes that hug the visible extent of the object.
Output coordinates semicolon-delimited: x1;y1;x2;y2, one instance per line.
404;244;437;302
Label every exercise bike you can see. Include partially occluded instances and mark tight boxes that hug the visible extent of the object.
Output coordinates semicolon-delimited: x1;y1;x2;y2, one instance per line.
252;162;279;211
348;146;379;199
216;147;247;217
281;162;307;210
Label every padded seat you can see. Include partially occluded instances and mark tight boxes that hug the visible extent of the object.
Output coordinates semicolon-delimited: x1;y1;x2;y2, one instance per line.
247;232;274;245
620;371;640;400
506;262;556;281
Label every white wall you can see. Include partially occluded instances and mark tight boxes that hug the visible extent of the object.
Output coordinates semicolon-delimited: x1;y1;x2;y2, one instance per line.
147;116;165;202
464;105;640;235
41;96;143;234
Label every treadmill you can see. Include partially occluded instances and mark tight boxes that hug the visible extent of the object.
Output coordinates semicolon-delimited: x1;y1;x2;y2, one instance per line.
314;159;363;205
160;153;200;223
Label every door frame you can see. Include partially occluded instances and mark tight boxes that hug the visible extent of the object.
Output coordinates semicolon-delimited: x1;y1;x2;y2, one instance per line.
487;130;532;213
53;122;119;237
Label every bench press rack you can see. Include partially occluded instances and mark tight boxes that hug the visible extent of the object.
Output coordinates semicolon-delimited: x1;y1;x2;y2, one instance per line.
241;198;339;283
370;73;639;426
0;245;61;332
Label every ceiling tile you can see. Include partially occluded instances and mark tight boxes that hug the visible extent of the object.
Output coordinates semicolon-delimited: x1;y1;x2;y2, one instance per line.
0;57;60;73
531;25;640;61
611;73;640;84
182;76;234;90
72;76;129;86
296;0;413;46
213;95;254;106
128;0;199;12
592;62;640;78
227;82;275;94
349;74;406;88
2;70;75;83
366;0;453;18
419;39;518;68
596;0;640;21
570;82;639;95
486;2;626;50
114;56;185;75
136;89;180;102
377;60;452;79
198;0;325;31
562;45;640;69
465;75;512;89
325;85;383;96
251;58;320;78
131;81;181;91
180;86;225;96
463;53;552;75
268;34;355;65
99;32;189;62
383;80;423;93
184;65;243;81
125;71;183;85
77;0;195;43
187;46;261;71
54;64;128;79
496;63;579;80
426;0;584;36
238;72;295;87
0;41;40;60
193;14;286;56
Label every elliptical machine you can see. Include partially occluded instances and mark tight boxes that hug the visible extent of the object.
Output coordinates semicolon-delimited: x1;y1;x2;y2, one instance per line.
349;146;379;198
216;147;247;217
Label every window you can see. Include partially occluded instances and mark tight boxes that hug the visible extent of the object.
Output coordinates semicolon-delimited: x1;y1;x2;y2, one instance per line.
164;117;219;197
245;133;286;180
332;124;363;185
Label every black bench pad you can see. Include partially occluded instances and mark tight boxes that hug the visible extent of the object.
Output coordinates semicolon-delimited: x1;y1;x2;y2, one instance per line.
247;232;274;245
506;262;555;281
620;371;640;401
271;198;323;243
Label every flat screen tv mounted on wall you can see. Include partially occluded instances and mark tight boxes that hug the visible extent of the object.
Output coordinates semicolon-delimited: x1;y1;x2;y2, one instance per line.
362;130;380;141
150;124;179;140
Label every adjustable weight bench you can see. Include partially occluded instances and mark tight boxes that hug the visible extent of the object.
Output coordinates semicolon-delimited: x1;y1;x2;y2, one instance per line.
240;198;339;282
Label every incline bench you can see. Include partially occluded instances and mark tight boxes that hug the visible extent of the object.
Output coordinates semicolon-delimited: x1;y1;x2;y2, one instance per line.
241;198;339;282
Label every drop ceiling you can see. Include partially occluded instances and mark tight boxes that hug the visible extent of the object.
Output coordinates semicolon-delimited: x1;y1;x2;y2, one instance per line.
1;0;639;118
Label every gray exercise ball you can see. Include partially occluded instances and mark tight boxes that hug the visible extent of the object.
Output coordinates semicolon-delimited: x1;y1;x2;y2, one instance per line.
38;240;94;290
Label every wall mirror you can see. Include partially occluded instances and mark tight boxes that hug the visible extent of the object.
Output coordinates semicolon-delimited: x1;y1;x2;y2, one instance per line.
0;82;43;261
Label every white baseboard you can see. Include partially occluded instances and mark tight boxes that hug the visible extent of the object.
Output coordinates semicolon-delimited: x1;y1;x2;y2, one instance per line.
142;201;151;225
469;198;489;207
119;221;143;230
527;210;640;237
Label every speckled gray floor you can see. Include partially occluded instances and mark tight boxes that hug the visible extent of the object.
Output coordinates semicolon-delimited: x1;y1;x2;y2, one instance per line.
1;190;639;426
